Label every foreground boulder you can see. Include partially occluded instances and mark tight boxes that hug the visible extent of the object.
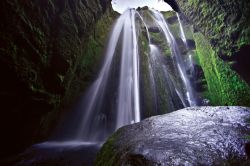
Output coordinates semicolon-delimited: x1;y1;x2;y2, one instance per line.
96;106;250;165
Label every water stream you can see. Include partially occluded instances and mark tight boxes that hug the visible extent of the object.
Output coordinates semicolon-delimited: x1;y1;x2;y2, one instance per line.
17;8;201;165
150;9;197;107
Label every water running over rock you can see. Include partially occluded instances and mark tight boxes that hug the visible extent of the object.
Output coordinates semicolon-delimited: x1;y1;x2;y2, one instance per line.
15;8;202;165
53;8;200;144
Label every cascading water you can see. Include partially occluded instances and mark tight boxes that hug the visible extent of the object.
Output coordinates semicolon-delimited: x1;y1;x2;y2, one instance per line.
149;9;197;106
65;9;143;142
19;8;202;165
116;9;141;129
177;13;195;79
55;8;199;143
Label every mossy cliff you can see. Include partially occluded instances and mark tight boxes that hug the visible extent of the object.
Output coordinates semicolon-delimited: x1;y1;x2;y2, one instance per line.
0;0;117;158
165;0;250;105
194;33;250;106
174;0;250;57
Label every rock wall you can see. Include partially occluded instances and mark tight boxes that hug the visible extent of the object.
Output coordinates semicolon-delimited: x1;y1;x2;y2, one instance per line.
165;0;250;105
174;0;250;57
194;33;250;106
0;0;117;158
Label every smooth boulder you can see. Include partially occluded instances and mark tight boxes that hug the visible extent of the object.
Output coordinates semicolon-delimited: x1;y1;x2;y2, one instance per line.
96;106;250;165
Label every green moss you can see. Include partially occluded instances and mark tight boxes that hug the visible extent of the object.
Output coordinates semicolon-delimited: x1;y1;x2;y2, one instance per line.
81;36;101;73
162;11;176;18
194;33;250;106
95;131;120;166
168;22;193;42
168;23;180;38
150;31;163;43
163;48;171;57
188;0;199;5
139;32;156;117
177;0;250;57
150;32;171;57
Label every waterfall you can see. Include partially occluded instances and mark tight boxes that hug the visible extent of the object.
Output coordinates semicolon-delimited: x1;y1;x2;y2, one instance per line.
73;11;127;141
64;9;199;143
116;9;141;129
177;13;195;79
177;14;187;47
149;9;197;106
17;8;204;166
55;9;145;143
44;9;199;145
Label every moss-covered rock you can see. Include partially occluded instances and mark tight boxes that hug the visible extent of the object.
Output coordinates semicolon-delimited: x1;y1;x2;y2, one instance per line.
174;0;250;57
0;0;117;158
194;33;250;106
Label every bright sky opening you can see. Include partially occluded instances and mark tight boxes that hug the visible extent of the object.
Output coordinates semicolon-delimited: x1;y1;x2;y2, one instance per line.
111;0;173;14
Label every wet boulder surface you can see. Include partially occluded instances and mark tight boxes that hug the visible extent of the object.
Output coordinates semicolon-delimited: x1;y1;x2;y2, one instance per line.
96;106;250;165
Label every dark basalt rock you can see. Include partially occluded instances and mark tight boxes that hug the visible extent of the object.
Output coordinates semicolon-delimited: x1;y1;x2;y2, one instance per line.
226;45;250;85
175;38;187;54
186;39;196;50
148;27;160;33
96;106;250;165
166;15;178;24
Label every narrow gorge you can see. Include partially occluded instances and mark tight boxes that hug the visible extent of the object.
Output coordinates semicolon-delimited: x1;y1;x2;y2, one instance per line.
0;0;249;165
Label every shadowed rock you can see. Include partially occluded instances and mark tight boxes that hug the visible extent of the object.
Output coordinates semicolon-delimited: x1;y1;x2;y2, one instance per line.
148;27;160;33
175;38;187;54
167;15;178;24
186;39;196;50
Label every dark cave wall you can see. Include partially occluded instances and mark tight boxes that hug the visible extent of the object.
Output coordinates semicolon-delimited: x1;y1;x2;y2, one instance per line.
0;0;116;158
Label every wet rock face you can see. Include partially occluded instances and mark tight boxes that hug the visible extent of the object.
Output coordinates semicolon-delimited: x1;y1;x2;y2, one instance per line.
0;0;113;158
96;107;250;165
148;27;161;33
166;15;178;24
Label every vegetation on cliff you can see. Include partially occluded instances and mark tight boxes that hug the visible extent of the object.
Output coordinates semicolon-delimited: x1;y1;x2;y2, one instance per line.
171;0;250;106
175;0;250;57
194;33;250;106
